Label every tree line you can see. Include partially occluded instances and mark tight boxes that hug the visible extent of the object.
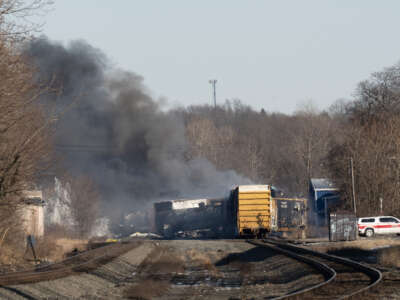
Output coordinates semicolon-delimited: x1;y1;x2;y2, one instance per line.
176;100;336;198
329;64;400;217
178;62;400;218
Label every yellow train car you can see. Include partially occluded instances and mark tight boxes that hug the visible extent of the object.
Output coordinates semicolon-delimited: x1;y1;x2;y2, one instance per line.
230;185;306;237
231;185;272;237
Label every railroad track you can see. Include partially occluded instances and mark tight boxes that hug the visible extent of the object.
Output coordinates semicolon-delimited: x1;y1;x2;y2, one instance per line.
248;239;382;299
0;239;384;299
0;241;139;286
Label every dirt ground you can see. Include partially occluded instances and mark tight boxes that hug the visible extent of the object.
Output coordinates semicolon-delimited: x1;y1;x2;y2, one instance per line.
306;236;400;252
302;236;400;299
0;239;323;299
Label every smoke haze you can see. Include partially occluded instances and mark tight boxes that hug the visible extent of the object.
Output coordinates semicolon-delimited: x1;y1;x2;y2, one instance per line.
24;37;250;223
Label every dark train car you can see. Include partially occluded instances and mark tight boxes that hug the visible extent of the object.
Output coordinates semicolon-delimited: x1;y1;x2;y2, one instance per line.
153;198;228;238
274;198;307;233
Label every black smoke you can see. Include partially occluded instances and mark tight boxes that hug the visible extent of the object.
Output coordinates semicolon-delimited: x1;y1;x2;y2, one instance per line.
24;37;251;224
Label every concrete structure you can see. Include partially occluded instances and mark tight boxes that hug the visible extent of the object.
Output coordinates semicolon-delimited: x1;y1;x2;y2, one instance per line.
21;191;45;238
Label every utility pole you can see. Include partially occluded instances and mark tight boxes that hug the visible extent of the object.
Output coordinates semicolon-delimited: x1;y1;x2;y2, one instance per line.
350;157;357;215
209;79;217;109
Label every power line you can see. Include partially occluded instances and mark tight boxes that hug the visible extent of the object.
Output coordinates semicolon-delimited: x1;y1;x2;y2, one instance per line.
54;144;112;152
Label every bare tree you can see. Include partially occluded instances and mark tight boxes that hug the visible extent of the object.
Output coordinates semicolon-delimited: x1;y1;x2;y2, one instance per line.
0;0;53;40
0;42;53;229
186;118;219;164
328;62;400;217
0;0;53;245
181;100;335;196
291;103;334;194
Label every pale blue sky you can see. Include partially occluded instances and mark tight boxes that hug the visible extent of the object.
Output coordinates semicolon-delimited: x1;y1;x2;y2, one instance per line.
40;1;400;113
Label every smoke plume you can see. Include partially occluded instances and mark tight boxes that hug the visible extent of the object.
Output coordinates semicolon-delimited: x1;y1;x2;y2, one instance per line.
24;37;250;224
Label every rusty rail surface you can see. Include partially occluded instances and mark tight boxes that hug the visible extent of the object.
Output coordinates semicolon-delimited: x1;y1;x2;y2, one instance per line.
0;242;138;286
250;238;382;299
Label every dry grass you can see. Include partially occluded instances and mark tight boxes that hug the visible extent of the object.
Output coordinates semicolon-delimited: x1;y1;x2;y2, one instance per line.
377;246;400;267
0;224;29;270
32;236;88;262
39;224;89;261
0;245;26;271
352;238;400;250
88;236;108;244
29;236;58;261
309;237;400;268
310;238;400;252
124;279;170;300
45;224;75;238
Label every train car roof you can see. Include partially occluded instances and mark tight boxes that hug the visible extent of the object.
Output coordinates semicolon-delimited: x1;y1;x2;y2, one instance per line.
237;185;270;192
310;178;338;190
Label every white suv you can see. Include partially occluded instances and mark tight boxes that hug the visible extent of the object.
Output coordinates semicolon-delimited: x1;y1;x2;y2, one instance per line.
358;216;400;237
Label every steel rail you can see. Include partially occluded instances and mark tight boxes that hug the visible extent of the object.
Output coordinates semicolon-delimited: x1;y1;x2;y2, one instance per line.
248;239;337;299
0;242;136;286
0;241;118;277
260;238;382;299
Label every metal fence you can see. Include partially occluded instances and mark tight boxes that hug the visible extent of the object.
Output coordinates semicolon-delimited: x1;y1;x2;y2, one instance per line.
329;212;357;241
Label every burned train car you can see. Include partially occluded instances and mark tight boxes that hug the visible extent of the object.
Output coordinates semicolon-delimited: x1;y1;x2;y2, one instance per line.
153;198;227;238
229;185;306;237
153;185;307;239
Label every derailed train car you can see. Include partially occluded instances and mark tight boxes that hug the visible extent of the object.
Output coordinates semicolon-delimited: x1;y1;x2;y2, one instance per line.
229;185;307;237
153;185;307;238
153;198;226;238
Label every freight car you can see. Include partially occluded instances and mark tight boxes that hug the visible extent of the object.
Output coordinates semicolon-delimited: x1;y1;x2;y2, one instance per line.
153;198;226;238
153;185;307;238
229;185;306;237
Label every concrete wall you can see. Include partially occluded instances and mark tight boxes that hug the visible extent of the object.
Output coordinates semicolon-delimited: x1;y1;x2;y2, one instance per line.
21;205;44;237
21;190;45;238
